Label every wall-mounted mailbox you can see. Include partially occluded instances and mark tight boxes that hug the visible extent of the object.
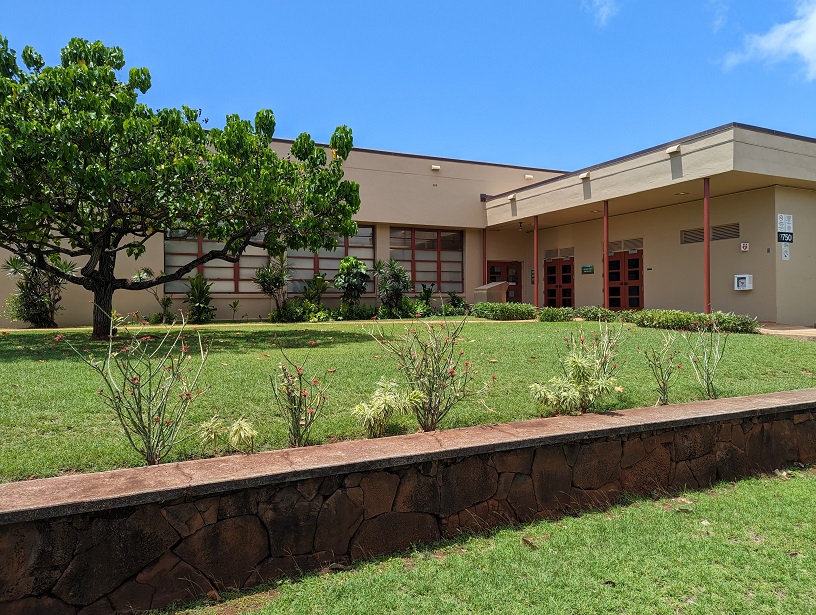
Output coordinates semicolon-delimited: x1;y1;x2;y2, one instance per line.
734;274;753;291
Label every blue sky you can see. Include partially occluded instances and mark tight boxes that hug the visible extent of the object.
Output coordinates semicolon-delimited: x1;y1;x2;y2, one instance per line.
3;1;816;170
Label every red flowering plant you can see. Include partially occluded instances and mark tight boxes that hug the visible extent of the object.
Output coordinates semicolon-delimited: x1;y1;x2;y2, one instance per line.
367;315;486;432
271;348;331;447
62;311;209;465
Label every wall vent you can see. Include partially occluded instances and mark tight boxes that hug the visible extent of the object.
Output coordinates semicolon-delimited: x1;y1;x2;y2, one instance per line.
681;223;740;245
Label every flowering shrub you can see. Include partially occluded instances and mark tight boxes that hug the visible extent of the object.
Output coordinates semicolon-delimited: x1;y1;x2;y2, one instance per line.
368;316;481;431
271;350;331;447
642;331;682;405
63;313;208;465
682;320;729;399
530;321;626;415
353;377;425;438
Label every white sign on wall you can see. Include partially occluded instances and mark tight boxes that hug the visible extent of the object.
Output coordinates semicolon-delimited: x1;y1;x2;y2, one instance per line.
778;214;793;261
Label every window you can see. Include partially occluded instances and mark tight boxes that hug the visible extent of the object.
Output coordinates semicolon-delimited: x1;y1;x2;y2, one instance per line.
287;225;375;293
163;235;269;294
164;226;376;295
390;227;464;293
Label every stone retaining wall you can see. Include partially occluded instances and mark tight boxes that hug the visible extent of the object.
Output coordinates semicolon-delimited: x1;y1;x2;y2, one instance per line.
2;390;815;614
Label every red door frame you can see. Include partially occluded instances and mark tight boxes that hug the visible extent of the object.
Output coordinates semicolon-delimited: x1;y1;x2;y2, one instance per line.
543;258;575;308
606;250;644;310
487;261;522;302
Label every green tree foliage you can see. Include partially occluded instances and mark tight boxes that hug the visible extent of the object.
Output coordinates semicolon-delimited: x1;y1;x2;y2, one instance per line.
0;36;360;338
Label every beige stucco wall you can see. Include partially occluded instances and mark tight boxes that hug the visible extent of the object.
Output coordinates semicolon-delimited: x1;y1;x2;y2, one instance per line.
271;141;562;230
774;186;816;326
486;128;736;227
0;235;166;329
491;186;779;319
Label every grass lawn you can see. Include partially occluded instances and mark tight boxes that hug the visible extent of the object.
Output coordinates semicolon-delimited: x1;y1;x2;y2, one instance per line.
169;468;816;615
1;319;816;482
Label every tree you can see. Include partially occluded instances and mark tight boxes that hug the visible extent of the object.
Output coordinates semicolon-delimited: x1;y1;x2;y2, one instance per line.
0;36;360;338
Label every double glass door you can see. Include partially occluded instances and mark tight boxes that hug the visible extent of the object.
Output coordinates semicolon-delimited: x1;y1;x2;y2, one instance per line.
606;250;643;310
544;259;574;308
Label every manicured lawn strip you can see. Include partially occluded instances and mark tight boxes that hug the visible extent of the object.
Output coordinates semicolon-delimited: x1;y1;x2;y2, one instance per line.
171;469;816;615
1;320;816;481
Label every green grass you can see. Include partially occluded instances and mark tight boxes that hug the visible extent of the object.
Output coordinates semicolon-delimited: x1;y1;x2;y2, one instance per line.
2;320;816;482
170;468;816;615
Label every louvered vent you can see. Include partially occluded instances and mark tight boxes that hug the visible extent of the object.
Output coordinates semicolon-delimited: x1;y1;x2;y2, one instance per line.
544;249;559;261
623;238;643;251
608;240;623;253
712;223;740;240
559;247;575;258
681;223;740;244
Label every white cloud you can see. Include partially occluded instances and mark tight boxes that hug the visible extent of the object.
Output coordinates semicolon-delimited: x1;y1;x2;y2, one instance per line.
582;0;620;27
707;0;729;33
724;1;816;80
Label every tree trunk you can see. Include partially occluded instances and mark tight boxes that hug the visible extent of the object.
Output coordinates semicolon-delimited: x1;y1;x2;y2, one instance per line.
90;251;118;340
91;285;115;339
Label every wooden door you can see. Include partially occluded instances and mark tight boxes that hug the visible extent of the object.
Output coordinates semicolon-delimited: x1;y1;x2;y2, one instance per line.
544;258;574;308
607;250;643;310
487;261;522;302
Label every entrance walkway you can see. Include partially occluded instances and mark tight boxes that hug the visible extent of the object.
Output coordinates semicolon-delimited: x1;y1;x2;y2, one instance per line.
759;322;816;341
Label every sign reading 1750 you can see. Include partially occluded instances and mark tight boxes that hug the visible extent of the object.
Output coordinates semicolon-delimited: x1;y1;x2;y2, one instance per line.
777;232;794;243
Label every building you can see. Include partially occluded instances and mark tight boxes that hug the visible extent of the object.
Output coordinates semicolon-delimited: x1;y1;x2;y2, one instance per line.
2;122;816;327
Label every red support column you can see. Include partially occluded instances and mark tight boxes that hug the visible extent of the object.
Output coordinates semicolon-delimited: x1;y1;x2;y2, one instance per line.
482;229;487;286
603;200;609;309
533;216;539;306
703;177;711;314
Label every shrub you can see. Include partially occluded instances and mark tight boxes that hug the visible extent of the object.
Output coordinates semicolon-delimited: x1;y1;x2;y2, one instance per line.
682;321;729;399
132;267;174;324
538;306;575;322
374;259;413;317
303;273;329;304
622;309;758;334
368;316;480;431
200;415;258;455
530;321;625;415
333;256;371;308
254;254;291;314
353;377;424;438
270;350;331;447
642;331;682;405
471;302;537;321
2;255;76;328
336;302;376;321
573;305;618;322
184;273;216;324
63;314;209;465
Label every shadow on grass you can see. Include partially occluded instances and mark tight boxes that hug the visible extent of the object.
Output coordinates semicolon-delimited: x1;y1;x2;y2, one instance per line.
0;324;374;363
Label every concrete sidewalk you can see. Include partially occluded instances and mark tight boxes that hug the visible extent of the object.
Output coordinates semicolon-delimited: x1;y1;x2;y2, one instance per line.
759;322;816;341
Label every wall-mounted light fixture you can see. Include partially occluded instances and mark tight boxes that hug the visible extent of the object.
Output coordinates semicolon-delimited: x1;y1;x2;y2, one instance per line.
430;164;441;171
524;174;534;180
579;172;590;180
665;145;681;155
518;221;523;232
675;191;689;196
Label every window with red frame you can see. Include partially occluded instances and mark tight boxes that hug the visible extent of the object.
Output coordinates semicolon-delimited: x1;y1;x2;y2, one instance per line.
286;225;375;293
389;228;463;293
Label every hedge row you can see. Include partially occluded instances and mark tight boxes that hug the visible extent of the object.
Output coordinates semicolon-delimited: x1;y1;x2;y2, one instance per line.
537;306;760;334
470;302;759;334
